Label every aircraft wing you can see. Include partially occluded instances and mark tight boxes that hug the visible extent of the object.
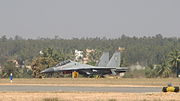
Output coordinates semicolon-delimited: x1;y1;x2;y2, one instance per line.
41;60;116;73
41;66;116;73
58;66;116;71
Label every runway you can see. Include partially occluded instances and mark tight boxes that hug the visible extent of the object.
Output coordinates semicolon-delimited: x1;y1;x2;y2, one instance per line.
0;85;161;93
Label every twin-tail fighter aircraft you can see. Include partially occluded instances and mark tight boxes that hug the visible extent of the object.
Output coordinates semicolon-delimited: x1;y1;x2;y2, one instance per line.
40;51;128;77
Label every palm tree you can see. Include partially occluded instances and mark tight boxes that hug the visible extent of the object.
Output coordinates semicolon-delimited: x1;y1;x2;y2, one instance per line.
155;61;172;77
168;50;180;77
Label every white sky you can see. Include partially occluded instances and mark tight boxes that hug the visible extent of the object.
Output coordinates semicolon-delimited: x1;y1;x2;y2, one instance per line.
0;0;180;38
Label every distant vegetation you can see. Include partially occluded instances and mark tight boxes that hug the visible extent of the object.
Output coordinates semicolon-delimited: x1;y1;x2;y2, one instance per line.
0;34;180;78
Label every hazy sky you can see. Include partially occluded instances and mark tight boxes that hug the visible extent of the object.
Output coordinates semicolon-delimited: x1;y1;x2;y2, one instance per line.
0;0;180;39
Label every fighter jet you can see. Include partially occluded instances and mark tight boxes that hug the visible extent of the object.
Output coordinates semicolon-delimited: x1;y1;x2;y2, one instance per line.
41;51;128;76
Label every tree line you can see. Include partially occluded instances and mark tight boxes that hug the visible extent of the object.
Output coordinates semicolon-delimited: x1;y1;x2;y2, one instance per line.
0;34;180;78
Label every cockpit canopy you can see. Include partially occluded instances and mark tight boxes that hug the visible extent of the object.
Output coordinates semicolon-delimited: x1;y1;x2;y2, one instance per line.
55;60;71;67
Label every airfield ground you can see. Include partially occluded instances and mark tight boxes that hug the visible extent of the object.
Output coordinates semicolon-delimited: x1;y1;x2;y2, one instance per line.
0;78;180;101
1;78;180;87
0;92;180;101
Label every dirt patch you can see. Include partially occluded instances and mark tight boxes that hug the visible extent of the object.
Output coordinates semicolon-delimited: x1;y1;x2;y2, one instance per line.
0;92;179;101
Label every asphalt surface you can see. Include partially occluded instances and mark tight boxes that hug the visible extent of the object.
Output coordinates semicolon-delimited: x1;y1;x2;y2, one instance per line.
0;85;162;93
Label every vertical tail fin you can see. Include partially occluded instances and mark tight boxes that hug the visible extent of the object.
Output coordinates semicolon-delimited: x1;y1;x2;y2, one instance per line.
97;52;109;67
106;51;121;67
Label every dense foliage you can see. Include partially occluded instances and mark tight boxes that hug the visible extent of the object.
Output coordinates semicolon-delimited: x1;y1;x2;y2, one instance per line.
0;34;180;78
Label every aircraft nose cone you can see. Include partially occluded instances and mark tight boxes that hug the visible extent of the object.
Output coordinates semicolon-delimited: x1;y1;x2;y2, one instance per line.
40;67;54;73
